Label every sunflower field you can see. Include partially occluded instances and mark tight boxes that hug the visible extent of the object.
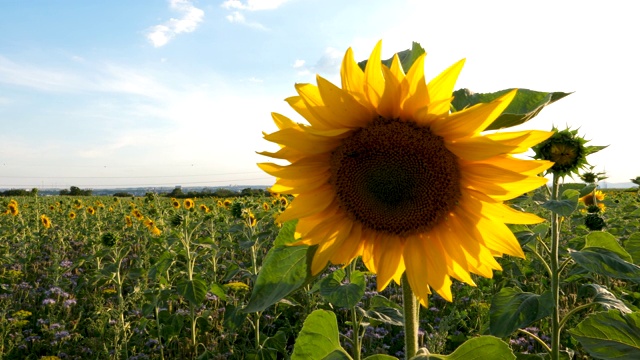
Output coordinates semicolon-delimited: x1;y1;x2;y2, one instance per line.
0;187;639;360
4;41;640;360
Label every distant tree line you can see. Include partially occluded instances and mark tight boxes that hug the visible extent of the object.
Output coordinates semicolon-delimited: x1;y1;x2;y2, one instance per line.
59;186;93;196
164;186;266;199
0;188;39;197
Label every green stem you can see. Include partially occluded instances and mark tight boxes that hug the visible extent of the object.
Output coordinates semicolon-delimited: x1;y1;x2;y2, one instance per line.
402;273;418;359
346;264;361;360
529;246;552;278
558;303;596;332
550;174;561;360
518;328;552;354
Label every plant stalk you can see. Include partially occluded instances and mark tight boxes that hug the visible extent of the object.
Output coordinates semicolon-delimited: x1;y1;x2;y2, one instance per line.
550;174;561;360
401;273;418;359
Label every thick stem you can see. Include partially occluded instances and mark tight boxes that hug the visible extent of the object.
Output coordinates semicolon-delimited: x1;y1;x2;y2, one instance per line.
401;273;418;359
550;174;561;360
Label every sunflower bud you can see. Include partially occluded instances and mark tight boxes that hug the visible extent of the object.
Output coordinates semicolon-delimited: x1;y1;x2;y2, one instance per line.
533;127;606;178
584;213;606;231
101;232;118;247
169;213;184;227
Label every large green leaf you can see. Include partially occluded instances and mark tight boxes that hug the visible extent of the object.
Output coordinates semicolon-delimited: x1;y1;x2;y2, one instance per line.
358;41;426;72
541;190;579;217
358;295;404;327
569;248;640;283
584;232;632;263
176;276;208;306
569;310;640;359
578;284;631;314
624;232;640;265
451;88;571;130
291;310;352;360
319;269;365;308
244;220;317;313
489;287;554;338
414;336;515;360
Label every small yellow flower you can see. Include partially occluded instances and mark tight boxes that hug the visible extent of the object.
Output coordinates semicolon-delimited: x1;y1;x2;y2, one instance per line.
223;199;232;209
132;209;144;220
68;211;76;220
245;211;257;227
184;198;195;209
262;202;270;211
224;282;250;292
40;214;52;229
125;215;133;227
8;202;19;216
199;204;210;213
86;206;96;215
579;190;605;206
150;226;162;236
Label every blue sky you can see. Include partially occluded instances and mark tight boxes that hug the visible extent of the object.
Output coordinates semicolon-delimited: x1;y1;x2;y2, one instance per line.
0;0;637;189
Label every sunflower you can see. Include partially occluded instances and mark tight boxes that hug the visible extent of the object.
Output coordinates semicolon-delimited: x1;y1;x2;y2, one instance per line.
8;202;19;216
171;199;181;209
125;215;133;227
132;209;144;221
184;198;195;210
143;218;162;236
579;190;606;212
40;214;52;229
223;199;232;209
87;206;96;215
199;204;210;213
262;202;270;211
246;211;257;227
68;211;76;220
258;41;553;305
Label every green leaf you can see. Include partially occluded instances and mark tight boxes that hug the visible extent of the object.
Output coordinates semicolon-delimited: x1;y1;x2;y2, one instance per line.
223;304;248;332
364;355;397;360
569;248;640;283
578;284;631;314
584;232;632;263
176;276;207;306
319;269;365;308
579;184;597;197
414;336;515;360
541;198;578;217
291;310;352;360
209;283;227;302
358;41;426;72
451;88;571;130
244;220;317;313
624;232;640;265
569;309;640;359
489;288;554;338
359;295;404;326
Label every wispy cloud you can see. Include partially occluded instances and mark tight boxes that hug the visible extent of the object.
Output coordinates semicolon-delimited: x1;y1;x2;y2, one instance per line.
221;0;289;29
225;11;267;30
146;0;204;48
221;0;290;11
293;47;342;78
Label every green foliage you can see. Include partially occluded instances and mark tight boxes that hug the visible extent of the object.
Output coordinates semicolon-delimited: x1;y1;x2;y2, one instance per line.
489;288;553;338
291;310;351;360
569;310;640;359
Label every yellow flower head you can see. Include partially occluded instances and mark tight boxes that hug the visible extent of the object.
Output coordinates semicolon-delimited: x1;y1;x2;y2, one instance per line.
132;209;144;220
171;199;181;209
40;214;52;229
258;41;553;306
68;211;76;220
87;206;96;215
184;198;195;210
579;190;605;206
262;202;270;211
199;204;210;213
8;202;19;216
223;199;232;209
125;215;133;227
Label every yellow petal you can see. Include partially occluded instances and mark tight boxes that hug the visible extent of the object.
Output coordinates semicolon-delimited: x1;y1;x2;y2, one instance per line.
276;185;335;222
330;222;363;266
340;47;367;105
285;96;333;130
431;89;517;138
269;172;331;194
263;127;341;154
484;130;554;153
257;160;329;180
446;136;518;161
427;59;465;115
373;235;405;291
403;235;432;306
316;75;373;128
400;53;428;119
476;217;526;258
363;40;385;109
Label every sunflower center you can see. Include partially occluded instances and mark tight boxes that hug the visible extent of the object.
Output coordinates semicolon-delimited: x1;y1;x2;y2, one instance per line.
330;117;461;237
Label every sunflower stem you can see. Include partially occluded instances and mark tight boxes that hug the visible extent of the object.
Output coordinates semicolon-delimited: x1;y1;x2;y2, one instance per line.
401;273;418;359
550;173;561;360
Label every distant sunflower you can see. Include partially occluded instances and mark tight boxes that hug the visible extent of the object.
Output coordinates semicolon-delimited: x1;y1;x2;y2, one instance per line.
258;41;553;305
171;199;181;209
125;215;133;227
580;190;606;212
263;202;270;211
184;198;195;210
8;203;19;216
132;209;144;221
40;214;52;229
87;206;96;215
199;204;210;213
68;211;77;220
223;199;232;209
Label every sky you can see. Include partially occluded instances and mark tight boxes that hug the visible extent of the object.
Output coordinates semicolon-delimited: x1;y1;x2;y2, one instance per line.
0;0;637;189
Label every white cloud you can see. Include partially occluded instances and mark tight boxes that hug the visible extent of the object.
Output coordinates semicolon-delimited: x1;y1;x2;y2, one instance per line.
313;47;342;74
292;59;305;68
221;0;290;11
146;0;204;48
224;10;268;30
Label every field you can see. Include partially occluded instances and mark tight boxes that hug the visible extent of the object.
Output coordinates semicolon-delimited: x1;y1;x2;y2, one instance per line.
1;188;640;360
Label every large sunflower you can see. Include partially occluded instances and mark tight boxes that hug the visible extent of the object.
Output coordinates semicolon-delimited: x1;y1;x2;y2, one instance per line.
258;41;553;305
